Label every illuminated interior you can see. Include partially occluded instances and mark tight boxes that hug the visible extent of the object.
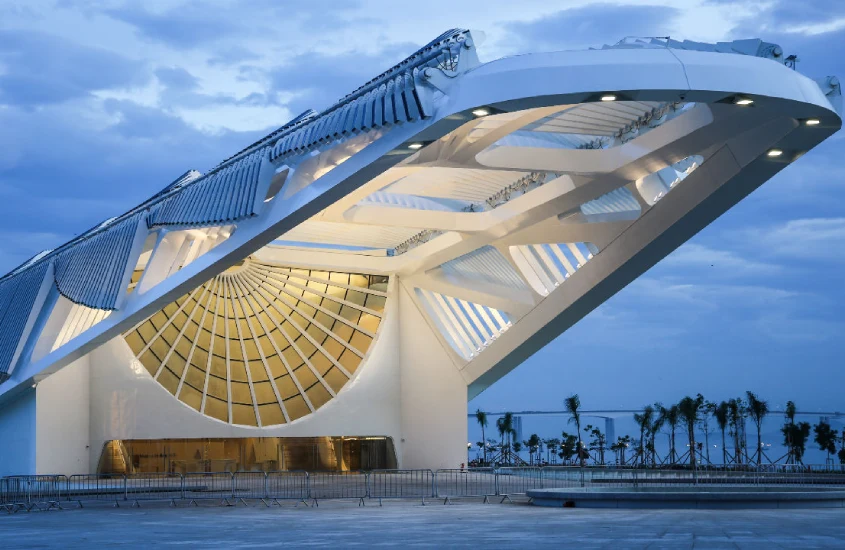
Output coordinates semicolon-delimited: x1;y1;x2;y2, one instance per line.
123;260;388;427
98;436;397;473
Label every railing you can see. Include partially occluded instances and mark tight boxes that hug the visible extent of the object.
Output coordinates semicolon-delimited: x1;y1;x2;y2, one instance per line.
67;474;126;506
435;468;497;502
3;475;63;511
266;471;309;504
368;469;434;505
183;472;233;505
2;465;844;513
125;473;183;506
307;471;369;506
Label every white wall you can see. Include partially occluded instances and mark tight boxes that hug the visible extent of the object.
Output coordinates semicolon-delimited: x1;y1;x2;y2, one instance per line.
397;280;468;469
35;356;90;475
0;389;36;476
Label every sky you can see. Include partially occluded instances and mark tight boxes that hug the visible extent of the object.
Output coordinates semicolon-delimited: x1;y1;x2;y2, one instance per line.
1;0;844;433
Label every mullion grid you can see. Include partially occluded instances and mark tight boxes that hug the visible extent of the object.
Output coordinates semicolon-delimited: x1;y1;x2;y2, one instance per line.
123;261;386;426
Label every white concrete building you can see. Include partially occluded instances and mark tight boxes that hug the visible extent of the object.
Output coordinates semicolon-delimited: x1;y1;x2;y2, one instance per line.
0;31;840;475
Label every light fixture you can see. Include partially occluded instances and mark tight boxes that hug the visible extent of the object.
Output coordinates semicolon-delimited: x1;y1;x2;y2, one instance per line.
600;94;617;102
734;97;754;105
472;108;490;117
767;149;783;157
408;143;424;150
805;118;820;126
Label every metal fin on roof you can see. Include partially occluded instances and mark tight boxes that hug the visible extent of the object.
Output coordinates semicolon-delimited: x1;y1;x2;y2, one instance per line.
54;211;144;310
161;169;203;192
269;29;471;162
0;260;49;381
603;37;785;64
148;148;270;228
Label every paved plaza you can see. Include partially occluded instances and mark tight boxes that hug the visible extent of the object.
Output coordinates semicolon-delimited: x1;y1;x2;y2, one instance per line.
2;500;845;548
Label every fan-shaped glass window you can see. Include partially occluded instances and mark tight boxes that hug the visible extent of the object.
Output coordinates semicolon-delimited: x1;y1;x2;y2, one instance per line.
123;260;389;426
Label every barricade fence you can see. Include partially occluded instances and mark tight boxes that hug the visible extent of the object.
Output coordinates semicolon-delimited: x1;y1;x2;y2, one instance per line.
3;465;844;511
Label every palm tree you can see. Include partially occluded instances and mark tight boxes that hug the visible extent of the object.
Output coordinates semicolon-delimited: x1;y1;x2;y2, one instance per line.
814;421;838;465
496;417;507;463
678;395;704;467
714;401;730;464
727;398;746;464
495;412;514;464
526;434;541;465
633;405;654;467
784;401;797;464
650;407;666;466
564;394;583;466
667;404;681;465
699;401;714;465
475;409;488;465
745;391;769;465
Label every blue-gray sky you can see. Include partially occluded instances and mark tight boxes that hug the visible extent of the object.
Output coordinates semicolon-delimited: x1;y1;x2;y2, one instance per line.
1;0;843;416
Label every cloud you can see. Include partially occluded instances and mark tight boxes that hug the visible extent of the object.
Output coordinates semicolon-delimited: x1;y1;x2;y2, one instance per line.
753;312;845;343
662;243;780;277
501;4;682;53
101;0;363;49
0;28;151;106
706;0;845;33
154;66;200;91
266;43;420;113
740;218;845;262
627;278;799;311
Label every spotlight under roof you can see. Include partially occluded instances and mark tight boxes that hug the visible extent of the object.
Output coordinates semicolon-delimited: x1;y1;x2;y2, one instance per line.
805;118;821;126
472;108;490;117
735;97;754;105
600;94;617;102
767;148;783;157
408;143;424;150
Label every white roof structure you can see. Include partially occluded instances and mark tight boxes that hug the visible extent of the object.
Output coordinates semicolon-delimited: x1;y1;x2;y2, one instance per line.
0;30;840;471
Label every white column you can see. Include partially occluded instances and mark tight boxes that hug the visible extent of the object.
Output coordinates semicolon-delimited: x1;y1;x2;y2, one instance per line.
397;280;468;469
35;355;90;475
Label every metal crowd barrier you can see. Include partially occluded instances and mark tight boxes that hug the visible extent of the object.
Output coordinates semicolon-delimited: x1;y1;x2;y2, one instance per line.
67;474;126;507
2;475;63;512
265;471;309;505
368;469;434;505
4;465;845;513
435;468;497;503
125;473;183;506
307;471;369;506
183;472;234;506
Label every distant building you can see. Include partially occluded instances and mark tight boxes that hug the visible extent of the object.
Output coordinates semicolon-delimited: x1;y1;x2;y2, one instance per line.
513;416;523;444
0;31;840;475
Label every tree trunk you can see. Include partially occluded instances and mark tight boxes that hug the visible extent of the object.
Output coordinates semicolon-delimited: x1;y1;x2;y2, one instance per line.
688;424;696;467
756;426;762;466
721;429;727;464
670;429;676;464
482;426;486;465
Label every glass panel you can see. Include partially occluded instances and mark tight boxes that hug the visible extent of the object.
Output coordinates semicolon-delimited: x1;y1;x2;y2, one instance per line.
204;397;228;423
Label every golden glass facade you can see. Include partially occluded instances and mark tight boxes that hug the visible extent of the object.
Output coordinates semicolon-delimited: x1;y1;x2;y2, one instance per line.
123;260;388;426
98;437;397;473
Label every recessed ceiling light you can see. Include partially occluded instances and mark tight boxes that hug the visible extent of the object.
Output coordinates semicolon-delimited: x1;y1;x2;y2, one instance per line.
408;143;424;150
600;94;617;102
472;108;490;117
767;149;783;157
735;97;754;105
805;118;821;126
